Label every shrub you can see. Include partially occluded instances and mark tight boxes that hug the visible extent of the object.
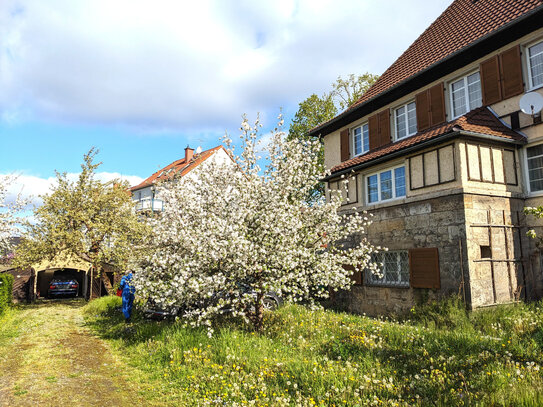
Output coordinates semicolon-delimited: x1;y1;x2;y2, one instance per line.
0;273;14;315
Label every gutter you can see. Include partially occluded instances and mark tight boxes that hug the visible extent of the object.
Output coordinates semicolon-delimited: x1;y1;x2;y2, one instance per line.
309;4;543;139
322;130;525;182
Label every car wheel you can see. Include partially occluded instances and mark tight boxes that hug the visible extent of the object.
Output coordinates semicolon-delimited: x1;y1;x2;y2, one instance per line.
262;297;278;311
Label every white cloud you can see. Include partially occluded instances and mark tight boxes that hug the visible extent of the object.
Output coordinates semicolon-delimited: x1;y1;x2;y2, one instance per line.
1;172;144;208
0;0;452;131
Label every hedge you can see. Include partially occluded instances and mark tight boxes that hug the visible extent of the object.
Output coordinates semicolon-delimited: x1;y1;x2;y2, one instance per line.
0;273;14;315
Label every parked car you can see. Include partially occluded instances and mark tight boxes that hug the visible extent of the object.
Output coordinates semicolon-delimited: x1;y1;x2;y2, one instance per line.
143;287;283;320
48;273;79;298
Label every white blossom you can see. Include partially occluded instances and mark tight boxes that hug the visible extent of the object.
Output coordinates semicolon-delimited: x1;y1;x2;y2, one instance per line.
134;115;378;331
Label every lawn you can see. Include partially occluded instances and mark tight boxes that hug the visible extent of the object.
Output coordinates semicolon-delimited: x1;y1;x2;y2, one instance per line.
83;296;543;406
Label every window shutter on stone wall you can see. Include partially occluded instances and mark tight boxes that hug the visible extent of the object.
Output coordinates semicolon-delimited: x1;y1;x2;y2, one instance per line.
409;248;440;289
415;83;445;132
340;128;350;162
481;46;524;105
500;45;524;99
368;109;390;150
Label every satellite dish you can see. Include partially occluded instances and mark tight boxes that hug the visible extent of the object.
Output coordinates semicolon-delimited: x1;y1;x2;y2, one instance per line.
519;92;543;116
195;146;202;154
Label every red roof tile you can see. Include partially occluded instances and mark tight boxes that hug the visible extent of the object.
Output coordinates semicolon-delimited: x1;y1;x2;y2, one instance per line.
130;146;225;191
330;107;524;174
351;0;543;109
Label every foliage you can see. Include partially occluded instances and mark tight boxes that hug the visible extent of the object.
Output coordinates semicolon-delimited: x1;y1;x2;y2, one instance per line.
524;206;543;245
288;73;378;200
134;115;377;332
85;300;543;406
14;148;150;276
0;273;14;315
82;295;122;317
0;175;28;257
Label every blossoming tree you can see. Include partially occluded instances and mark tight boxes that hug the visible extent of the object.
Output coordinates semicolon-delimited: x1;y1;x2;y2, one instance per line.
0;175;28;257
135;116;378;332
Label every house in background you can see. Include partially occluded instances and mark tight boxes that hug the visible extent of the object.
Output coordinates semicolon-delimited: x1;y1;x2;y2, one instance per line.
131;145;233;212
309;0;543;314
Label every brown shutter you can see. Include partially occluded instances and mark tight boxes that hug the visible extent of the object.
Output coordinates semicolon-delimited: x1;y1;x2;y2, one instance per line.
415;89;430;132
343;264;362;286
500;45;524;99
368;113;380;150
480;55;502;105
409;248;440;289
428;83;446;127
340;128;350;162
378;109;391;147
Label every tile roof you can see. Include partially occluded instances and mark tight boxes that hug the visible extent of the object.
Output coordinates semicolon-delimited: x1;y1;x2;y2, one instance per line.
330;107;524;174
130;146;225;191
350;0;543;109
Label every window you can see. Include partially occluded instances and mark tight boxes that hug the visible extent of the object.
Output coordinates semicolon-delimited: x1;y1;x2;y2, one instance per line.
527;40;543;89
366;166;406;204
394;101;417;140
352;123;369;156
527;145;543;192
365;251;409;287
450;72;482;118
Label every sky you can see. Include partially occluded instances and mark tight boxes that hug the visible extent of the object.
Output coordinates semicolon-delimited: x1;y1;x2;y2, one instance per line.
0;0;452;204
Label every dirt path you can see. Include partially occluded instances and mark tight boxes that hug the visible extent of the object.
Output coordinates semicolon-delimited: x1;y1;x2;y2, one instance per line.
0;300;144;407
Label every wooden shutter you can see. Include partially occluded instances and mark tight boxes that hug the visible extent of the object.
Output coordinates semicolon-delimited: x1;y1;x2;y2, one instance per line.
409;248;440;289
368;113;380;150
481;55;502;105
415;83;445;132
428;83;446;127
368;109;390;150
378;109;391;147
343;264;362;286
500;45;524;99
340;128;350;162
416;90;430;131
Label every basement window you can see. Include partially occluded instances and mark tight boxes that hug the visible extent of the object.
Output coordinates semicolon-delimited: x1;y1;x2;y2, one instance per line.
480;245;492;259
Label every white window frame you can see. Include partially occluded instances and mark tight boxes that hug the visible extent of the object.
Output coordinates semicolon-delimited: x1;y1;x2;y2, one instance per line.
393;101;417;141
525;38;543;91
365;250;410;288
352;122;370;157
448;70;482;119
365;164;406;205
524;143;543;196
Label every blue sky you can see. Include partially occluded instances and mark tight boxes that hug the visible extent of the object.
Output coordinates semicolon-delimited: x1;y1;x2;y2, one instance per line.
0;0;452;203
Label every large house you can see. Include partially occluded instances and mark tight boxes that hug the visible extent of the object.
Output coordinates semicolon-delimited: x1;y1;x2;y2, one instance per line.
131;145;233;212
309;0;543;314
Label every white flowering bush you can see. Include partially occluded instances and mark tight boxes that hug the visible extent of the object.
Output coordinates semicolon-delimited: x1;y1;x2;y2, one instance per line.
0;175;28;257
134;115;377;331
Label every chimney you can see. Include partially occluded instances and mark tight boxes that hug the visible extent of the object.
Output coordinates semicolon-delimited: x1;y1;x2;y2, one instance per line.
184;146;194;162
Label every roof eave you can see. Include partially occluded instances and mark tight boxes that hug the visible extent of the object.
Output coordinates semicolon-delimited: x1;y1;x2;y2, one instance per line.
322;130;525;181
309;4;543;139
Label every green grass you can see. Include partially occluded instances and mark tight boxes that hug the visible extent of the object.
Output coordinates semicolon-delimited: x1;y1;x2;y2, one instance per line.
83;296;543;406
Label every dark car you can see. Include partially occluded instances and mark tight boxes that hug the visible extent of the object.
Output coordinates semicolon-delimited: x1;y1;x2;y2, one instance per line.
48;278;79;298
143;288;282;320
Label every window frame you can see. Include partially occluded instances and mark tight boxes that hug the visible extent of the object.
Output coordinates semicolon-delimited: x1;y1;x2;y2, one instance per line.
351;122;370;157
365;164;406;205
448;70;483;119
393;101;417;141
525;38;543;91
524;143;543;195
365;250;410;288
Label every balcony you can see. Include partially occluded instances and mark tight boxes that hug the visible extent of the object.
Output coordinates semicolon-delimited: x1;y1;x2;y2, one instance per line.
134;198;164;212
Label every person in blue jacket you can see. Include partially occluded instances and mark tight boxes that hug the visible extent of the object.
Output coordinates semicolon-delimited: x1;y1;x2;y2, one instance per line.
119;272;136;323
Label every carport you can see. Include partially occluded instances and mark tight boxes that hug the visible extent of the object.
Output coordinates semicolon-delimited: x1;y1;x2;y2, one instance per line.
36;268;86;298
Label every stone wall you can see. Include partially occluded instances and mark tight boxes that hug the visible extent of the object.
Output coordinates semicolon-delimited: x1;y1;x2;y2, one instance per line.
334;194;467;316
